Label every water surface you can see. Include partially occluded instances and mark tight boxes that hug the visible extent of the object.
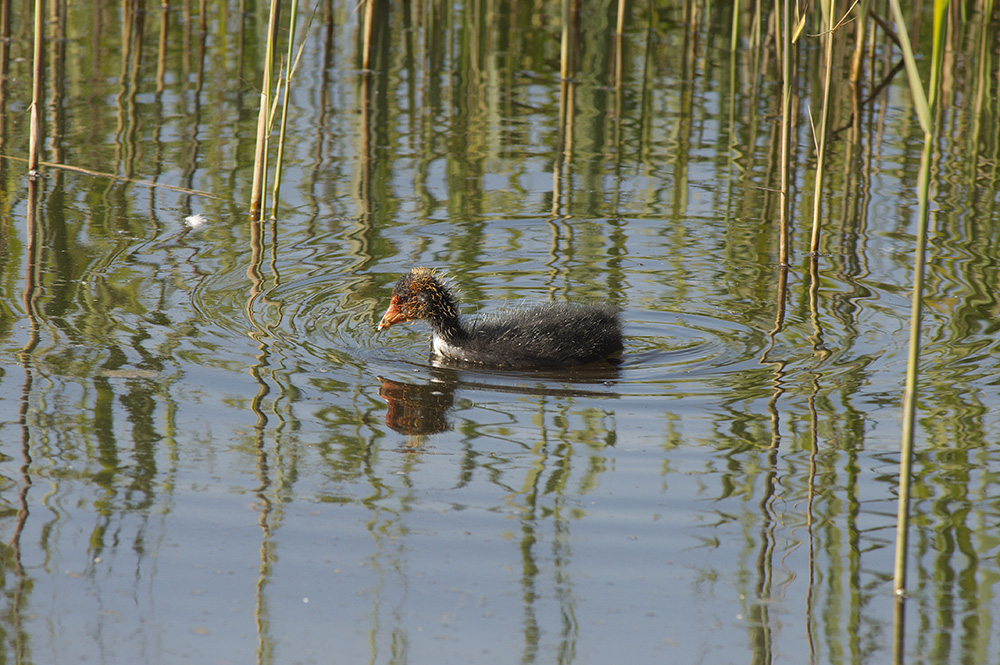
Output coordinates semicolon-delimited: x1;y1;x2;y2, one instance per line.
1;2;999;664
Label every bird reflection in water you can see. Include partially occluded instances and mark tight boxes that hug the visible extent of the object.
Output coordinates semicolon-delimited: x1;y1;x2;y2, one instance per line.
377;375;456;441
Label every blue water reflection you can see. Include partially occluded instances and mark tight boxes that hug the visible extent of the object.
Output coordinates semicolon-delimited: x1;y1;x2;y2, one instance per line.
0;2;998;664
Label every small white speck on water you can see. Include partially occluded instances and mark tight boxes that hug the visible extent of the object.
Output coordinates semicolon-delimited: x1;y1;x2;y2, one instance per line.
184;214;209;229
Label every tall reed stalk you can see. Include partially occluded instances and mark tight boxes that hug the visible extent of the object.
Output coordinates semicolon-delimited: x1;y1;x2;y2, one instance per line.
362;0;374;70
271;0;302;219
250;0;280;220
553;0;578;217
777;0;792;268
28;0;44;176
887;1;939;661
808;0;835;254
849;0;869;83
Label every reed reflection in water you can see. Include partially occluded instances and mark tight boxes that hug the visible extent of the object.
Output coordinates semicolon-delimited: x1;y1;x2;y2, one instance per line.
0;1;998;664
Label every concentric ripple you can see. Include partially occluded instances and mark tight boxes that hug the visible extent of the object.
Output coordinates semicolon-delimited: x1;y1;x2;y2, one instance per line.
187;257;772;399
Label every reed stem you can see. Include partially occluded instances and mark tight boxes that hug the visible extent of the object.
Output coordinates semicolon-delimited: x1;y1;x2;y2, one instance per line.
28;0;44;176
888;0;932;134
362;0;374;70
250;0;280;219
808;0;836;254
271;0;301;220
777;0;792;267
888;0;938;608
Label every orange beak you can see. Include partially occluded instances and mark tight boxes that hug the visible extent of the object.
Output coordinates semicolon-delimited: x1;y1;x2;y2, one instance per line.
377;297;410;331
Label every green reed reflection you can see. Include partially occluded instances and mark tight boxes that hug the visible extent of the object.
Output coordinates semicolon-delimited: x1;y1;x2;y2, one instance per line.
1;2;999;664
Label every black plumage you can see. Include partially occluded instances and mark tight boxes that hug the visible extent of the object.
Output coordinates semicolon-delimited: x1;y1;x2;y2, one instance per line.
378;268;623;368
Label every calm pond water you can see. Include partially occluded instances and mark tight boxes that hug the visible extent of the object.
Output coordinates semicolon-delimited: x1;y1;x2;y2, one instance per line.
1;2;999;663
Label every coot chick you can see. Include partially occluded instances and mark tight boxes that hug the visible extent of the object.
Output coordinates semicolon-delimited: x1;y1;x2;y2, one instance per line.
377;267;623;368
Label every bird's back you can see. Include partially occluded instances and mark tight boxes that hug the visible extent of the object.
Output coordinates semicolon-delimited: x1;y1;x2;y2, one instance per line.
434;303;622;368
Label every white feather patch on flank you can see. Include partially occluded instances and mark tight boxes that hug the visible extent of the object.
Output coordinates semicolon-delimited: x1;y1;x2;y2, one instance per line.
431;334;468;361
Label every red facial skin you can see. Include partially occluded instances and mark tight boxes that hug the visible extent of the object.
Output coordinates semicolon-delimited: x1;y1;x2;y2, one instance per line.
377;296;411;330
